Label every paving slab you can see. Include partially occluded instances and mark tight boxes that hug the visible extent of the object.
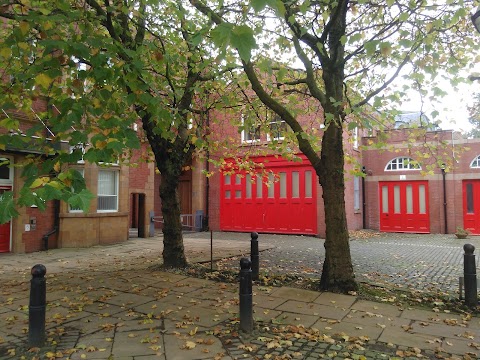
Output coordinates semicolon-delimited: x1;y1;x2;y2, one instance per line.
275;300;349;320
269;287;321;302
342;309;410;329
350;299;403;317
313;292;357;309
163;333;230;360
312;318;384;340
378;327;443;351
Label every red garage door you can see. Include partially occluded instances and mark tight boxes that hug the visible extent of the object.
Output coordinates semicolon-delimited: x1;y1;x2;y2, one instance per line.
379;181;430;233
221;155;317;235
463;180;480;234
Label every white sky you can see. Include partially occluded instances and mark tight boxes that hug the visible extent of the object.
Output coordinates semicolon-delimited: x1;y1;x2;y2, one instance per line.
397;59;480;134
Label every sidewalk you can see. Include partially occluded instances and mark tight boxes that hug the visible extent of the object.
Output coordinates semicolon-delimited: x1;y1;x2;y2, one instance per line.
0;233;479;359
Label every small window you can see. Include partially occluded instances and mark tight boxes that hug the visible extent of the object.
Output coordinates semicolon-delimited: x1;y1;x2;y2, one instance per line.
224;174;231;185
69;144;86;164
470;155;480;168
0;157;13;183
354;176;360;211
246;174;252;199
352;126;358;149
305;171;312;198
385;157;421;171
241;115;261;143
267;114;287;141
97;170;119;212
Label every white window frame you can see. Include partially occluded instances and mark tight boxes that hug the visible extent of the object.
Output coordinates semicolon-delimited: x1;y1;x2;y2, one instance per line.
352;126;359;149
385;157;421;171
69;168;85;213
97;169;119;212
0;157;14;185
470;155;480;168
241;115;261;144
266;115;286;141
69;144;86;164
354;176;360;211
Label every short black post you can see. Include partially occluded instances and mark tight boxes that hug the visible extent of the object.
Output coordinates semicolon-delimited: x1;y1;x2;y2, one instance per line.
29;264;47;347
239;257;253;333
463;244;478;307
250;232;259;281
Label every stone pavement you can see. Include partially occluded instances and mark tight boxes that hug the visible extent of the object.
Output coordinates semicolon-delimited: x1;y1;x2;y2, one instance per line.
0;232;479;359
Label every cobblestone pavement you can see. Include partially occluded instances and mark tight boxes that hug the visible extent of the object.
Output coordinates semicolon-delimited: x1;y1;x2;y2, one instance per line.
187;231;480;296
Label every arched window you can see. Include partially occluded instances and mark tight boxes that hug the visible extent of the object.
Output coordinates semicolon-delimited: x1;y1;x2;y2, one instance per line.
470;155;480;168
385;157;421;171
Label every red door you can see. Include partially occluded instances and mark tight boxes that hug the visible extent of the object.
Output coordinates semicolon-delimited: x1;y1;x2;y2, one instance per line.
379;181;429;233
220;155;317;235
0;186;11;252
463;180;480;234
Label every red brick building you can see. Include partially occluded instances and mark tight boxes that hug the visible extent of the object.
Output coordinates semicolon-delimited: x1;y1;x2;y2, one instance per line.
0;102;155;254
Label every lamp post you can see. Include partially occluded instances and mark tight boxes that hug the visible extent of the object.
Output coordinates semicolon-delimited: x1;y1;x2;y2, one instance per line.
472;6;480;33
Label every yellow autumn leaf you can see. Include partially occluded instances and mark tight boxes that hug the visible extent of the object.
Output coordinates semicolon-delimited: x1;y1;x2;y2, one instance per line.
189;327;198;336
95;140;107;149
30;177;49;188
43;21;53;30
0;47;12;59
92;98;101;108
35;73;52;89
54;161;61;172
19;21;29;35
184;341;196;349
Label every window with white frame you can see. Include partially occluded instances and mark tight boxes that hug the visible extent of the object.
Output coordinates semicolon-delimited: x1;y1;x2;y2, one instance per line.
241;115;261;143
69;169;85;213
352;126;359;149
385;157;421;171
69;144;86;164
0;157;13;184
470;155;480;168
267;114;287;141
354;176;360;211
97;169;119;212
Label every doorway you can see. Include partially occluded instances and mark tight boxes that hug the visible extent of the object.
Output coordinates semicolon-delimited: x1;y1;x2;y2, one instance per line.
130;193;146;238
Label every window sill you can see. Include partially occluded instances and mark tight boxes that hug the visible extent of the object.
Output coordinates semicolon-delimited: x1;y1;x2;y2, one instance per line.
61;211;128;218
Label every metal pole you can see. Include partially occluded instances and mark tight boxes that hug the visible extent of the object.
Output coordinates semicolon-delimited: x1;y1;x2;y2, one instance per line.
463;244;478;307
361;166;366;229
29;264;47;347
239;258;253;333
210;230;213;271
250;232;259;281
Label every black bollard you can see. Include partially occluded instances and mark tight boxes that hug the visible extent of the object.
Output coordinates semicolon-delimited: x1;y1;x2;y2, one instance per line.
250;232;259;281
29;264;47;347
463;244;478;307
239;257;253;333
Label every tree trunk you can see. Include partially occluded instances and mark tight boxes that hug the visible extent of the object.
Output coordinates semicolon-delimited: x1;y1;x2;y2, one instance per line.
159;172;188;268
318;120;357;293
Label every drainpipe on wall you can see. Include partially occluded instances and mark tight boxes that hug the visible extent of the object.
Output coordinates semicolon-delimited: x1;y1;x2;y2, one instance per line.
441;164;448;234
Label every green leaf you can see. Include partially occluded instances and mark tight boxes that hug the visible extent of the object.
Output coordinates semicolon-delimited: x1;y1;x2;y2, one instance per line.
68;189;95;213
348;122;358;131
0;191;19;224
211;23;233;48
250;0;268;12
231;25;257;62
